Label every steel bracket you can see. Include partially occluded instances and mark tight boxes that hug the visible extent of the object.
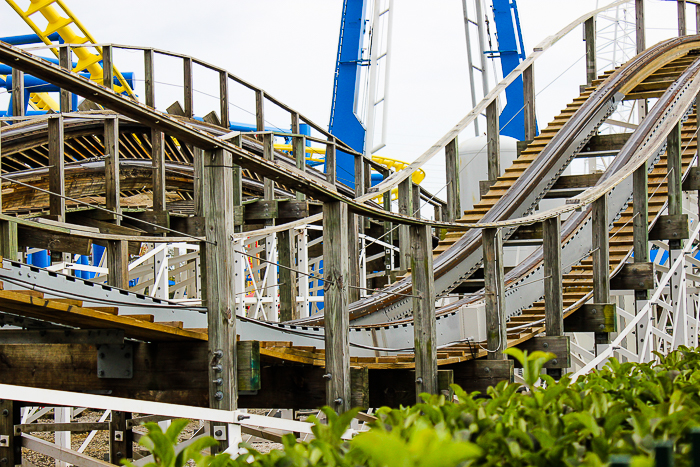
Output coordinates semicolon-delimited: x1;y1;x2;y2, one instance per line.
97;343;133;379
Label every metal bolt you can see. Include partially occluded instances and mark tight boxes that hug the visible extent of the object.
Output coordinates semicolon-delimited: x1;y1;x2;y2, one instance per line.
543;342;549;348
552;359;558;365
214;429;223;437
99;353;105;359
124;370;131;377
237;415;250;421
98;370;105;377
416;377;423;384
213;349;224;359
0;457;7;464
214;391;224;401
591;308;598;315
212;364;223;373
322;373;332;380
1;409;8;417
213;378;223;385
334;398;343;405
484;367;491;374
599;324;605;330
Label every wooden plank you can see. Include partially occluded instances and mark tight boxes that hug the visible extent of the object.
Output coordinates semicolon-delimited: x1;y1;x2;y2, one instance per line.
611;262;655;290
523;64;536;141
15;422;110;434
102;45;113;90
679;0;688;36
582;133;631;153
633;162;649;271
398;177;412;271
592;195;611;348
486;101;500;181
48;115;65;222
255;90;265;132
183;57;193;119
0;329;124;345
277;229;297;322
59;47;72;112
263;134;275;201
668;120;683;250
483;227;506;360
636;0;645;54
552;173;602;190
649;214;689;241
543;215;563;336
107;240;128;289
445;137;460;222
151;129;166;214
219;70;229;129
584;17;596;85
682;166;700;190
323;201;350;413
18;226;92;255
144;49;155;108
564;303;617;333
326;138;337;186
291;112;306;201
202;148;237;446
448;359;514;395
367;369;452;407
0;219;18;261
411;224;437;400
515;336;570;369
237;341;261;392
104;117;120;223
12;68;24;117
243;200;279;220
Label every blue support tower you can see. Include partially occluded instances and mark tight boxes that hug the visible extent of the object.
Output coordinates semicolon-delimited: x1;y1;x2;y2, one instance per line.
490;0;536;140
328;0;368;189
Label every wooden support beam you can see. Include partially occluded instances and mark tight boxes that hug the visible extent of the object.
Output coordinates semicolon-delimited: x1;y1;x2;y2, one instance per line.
219;70;229;130
236;341;261;392
326;138;337;186
523;64;536;141
584;17;597;86
667;120;683;249
697;3;700;33
11;68;24;117
592;195;611;349
410;224;437;400
449;359;513;395
0;399;21;467
102;45;113;90
636;0;645;54
486;101;500;181
106;240;128;289
398;178;412;271
15;422;110;434
151;129;167;216
193;147;204;217
683;166;700;190
262;133;275;201
565;303;617;333
48;115;65;222
543;215;563;336
0;329;124;345
611;262;655;290
104;117;120;223
229;134;243;234
515;336;570;369
144;49;155;108
633;161;650;315
109;411;132;464
483;227;506;360
0;220;18;261
367;369;452;408
649;214;689;241
183;57;193;119
59;47;72;112
323;201;350;414
18;226;91;255
255;90;265;132
278;229;297;322
679;0;688;36
291;113;306;201
445;137;461;223
348;211;360;303
203;148;237;447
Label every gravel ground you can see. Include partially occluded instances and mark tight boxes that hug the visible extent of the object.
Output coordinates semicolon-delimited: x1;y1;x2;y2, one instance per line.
21;409;284;467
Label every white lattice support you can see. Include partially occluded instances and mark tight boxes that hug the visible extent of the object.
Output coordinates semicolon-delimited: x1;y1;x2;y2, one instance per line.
670;249;687;348
54;407;70;467
635;298;652;362
296;226;310;319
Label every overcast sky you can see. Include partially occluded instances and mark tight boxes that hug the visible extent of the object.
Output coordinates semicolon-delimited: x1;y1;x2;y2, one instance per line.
0;0;686;196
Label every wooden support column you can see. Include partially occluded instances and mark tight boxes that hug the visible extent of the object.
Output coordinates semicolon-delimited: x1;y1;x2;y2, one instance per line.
151;129;167;216
486;101;500;181
48;115;65;222
11;68;24;118
348;209;361;303
144;49;155;108
183;57;193;119
278;229;297;322
203;148;237;450
193;147;205;218
104;117;120;224
107;240;128;289
109;411;132;464
59;47;72;112
398;177;413;271
636;0;645;53
263;133;275;201
0;129;16;262
0;399;21;467
584;17;597;86
230;134;243;234
633;162;650;357
380;168;393;273
102;45;113;90
679;0;687;36
323;201;350;414
326;138;337;186
696;3;700;33
219;70;229;129
483;227;506;360
445;137;461;222
592;195;611;351
523;65;536;141
412;183;421;219
543;215;564;378
291;113;306;201
411;224;437;400
255;90;265;132
668;121;683;250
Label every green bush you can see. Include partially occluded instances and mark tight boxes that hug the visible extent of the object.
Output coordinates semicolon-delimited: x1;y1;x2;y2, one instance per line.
127;347;700;467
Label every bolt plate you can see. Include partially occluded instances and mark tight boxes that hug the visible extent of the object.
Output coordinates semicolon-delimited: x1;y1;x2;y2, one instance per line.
97;343;133;379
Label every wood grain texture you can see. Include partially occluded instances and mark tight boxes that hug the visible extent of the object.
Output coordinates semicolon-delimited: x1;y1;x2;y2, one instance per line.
104;117;120;222
543;215;563;336
445;137;461;222
48;116;65;222
483;227;506;360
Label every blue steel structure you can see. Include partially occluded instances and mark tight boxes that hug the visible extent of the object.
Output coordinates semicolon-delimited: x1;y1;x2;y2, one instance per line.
489;0;535;141
328;0;367;190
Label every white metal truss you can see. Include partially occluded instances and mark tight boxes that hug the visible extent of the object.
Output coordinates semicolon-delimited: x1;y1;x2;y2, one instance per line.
462;0;491;137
